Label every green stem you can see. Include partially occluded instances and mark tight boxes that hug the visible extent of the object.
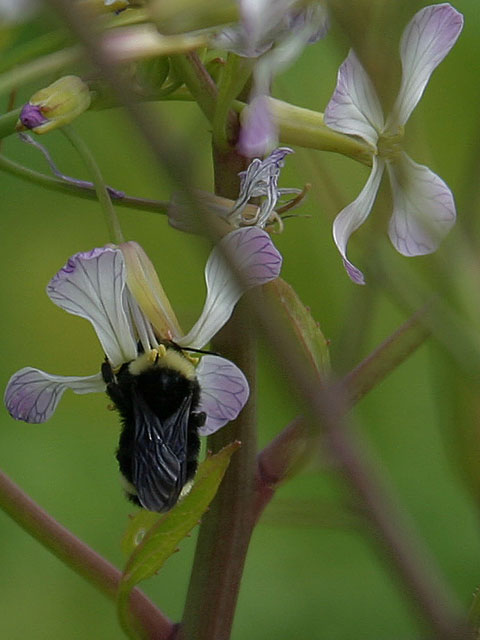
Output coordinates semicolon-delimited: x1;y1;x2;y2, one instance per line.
170;52;217;122
213;53;254;149
180;151;255;640
0;469;174;639
181;302;257;640
0;30;70;74
253;305;433;521
62;125;124;244
0;107;21;139
0;46;80;97
0;152;170;214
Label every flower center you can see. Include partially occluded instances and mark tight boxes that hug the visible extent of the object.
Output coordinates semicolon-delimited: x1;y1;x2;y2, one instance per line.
377;128;404;162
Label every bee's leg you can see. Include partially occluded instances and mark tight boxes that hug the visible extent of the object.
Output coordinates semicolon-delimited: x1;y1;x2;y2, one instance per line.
101;359;115;385
101;359;128;408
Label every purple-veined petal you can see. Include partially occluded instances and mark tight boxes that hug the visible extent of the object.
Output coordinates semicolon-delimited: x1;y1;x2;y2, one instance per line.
178;227;282;349
196;355;249;435
238;93;277;158
390;3;463;127
324;49;383;148
4;367;104;424
387;152;456;256
333;156;385;284
47;247;137;368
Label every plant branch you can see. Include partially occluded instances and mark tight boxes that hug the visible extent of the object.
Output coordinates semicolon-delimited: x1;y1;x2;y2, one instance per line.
253;305;432;521
62;125;124;243
180;143;255;640
0;151;170;213
0;469;174;640
169;52;218;122
0;46;80;97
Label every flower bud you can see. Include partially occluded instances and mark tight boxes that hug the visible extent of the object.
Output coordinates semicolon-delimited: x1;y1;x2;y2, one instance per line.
16;75;91;134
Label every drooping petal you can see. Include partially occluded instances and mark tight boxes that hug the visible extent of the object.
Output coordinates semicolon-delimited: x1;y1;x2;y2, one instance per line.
196;355;249;435
178;227;282;349
238;93;277;159
386;152;456;256
324;49;384;147
4;367;104;424
333;156;385;284
47;247;137;368
390;3;463;127
120;241;183;342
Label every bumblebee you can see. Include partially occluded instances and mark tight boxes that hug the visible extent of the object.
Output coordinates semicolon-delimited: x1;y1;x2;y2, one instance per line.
101;342;206;512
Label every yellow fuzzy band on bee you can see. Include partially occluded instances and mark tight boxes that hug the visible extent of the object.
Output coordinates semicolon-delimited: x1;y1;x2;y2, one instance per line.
128;346;196;379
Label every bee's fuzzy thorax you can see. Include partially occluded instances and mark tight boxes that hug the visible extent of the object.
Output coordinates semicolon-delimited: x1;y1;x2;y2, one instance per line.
128;346;196;380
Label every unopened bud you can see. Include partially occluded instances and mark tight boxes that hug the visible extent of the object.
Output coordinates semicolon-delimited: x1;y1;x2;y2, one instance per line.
16;75;91;134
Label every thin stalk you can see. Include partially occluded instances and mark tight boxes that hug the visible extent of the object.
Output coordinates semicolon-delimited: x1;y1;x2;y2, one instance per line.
62;125;124;244
181;301;257;640
0;46;80;97
169;52;217;122
0;30;70;74
180;145;255;640
0;152;170;213
0;470;174;639
0;107;21;139
253;305;433;522
212;53;254;149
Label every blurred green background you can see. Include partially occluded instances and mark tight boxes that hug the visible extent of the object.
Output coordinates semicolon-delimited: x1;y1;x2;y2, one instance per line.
1;1;480;638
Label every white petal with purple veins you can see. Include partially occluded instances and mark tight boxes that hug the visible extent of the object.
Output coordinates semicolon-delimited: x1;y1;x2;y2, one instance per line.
4;367;104;424
391;3;463;127
333;156;385;284
178;227;282;349
196;355;249;435
387;152;456;256
324;49;383;147
47;247;137;367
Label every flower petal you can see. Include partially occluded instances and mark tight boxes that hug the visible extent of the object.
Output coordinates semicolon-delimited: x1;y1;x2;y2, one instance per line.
230;147;294;226
324;49;383;147
387;152;456;256
391;3;463;127
120;241;183;342
4;367;104;424
333;156;385;284
196;355;249;435
178;227;282;349
47;247;137;367
238;93;277;158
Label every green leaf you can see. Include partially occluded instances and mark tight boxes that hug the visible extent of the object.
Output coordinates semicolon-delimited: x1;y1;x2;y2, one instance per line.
117;441;240;639
264;277;330;379
121;510;163;557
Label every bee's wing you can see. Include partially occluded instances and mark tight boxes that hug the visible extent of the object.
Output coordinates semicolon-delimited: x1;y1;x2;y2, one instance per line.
131;389;193;512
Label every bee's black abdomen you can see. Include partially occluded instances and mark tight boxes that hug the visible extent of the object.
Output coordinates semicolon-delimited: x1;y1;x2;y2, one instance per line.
102;352;204;512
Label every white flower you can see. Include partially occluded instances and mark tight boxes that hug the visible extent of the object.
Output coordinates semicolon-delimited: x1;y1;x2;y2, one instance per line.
4;227;282;435
324;3;463;284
